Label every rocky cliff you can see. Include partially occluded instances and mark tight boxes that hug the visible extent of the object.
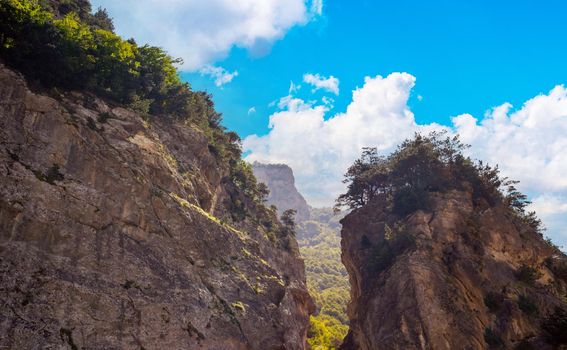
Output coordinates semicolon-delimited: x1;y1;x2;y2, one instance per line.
252;163;310;223
340;189;567;349
0;64;313;349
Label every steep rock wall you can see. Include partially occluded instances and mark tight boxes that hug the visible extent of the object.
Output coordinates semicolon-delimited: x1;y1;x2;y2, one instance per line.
340;190;567;350
0;65;313;350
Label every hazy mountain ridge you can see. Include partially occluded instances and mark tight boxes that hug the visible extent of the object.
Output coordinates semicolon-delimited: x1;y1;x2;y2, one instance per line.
252;162;311;222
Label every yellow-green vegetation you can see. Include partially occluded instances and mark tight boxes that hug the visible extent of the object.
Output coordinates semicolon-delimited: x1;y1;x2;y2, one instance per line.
231;301;247;313
307;315;349;350
157;143;179;171
265;274;286;287
169;192;247;238
298;212;350;349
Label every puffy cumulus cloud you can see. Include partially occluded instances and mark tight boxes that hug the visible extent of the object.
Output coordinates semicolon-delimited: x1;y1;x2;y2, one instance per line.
244;76;567;248
303;73;340;95
244;73;445;206
199;65;238;86
92;0;323;70
453;86;567;194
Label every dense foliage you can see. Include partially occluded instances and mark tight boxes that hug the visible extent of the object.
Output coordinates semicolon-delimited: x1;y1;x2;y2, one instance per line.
298;211;349;349
307;314;348;350
336;132;542;228
516;264;543;286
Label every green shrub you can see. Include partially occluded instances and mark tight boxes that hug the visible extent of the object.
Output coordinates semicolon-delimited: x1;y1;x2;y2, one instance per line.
46;164;64;184
392;186;429;217
484;291;504;313
545;256;567;281
516;265;541;285
230;160;267;203
370;230;414;274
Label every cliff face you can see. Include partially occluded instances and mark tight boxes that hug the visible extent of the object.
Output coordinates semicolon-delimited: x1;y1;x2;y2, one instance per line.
0;65;313;349
340;190;567;350
252;163;310;222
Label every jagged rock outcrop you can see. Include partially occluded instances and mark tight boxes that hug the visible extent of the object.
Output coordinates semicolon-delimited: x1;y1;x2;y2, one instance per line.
340;190;567;350
0;64;313;349
252;163;310;222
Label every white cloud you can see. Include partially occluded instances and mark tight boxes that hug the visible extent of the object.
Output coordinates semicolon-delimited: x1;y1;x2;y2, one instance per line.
244;73;435;206
199;65;238;86
322;96;334;108
244;75;567;248
303;73;340;95
453;85;567;194
91;0;323;70
529;195;567;248
530;195;567;217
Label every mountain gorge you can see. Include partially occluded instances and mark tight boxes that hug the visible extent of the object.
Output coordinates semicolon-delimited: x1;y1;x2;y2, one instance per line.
1;1;566;350
252;163;349;349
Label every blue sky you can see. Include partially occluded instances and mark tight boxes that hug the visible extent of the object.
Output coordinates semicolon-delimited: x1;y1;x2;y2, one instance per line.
182;0;567;136
93;0;567;248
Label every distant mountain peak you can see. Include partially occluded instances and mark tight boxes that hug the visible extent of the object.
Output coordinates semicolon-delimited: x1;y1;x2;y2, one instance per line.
252;162;310;222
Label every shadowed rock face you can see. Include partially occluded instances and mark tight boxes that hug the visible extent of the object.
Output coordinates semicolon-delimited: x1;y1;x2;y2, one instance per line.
340;190;567;350
0;65;313;350
252;163;310;223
